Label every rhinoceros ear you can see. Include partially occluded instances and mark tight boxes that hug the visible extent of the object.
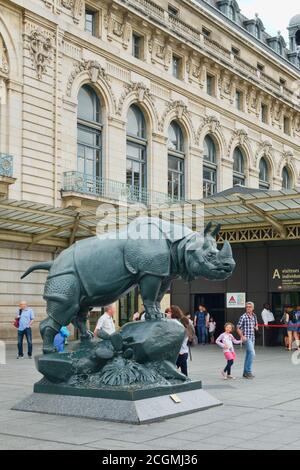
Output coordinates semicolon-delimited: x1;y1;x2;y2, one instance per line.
211;224;221;237
204;222;212;236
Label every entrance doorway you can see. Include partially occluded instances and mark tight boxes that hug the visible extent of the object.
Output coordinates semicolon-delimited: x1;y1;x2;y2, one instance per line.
194;294;225;339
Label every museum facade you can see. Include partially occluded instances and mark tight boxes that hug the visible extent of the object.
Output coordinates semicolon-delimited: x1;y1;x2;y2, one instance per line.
1;0;300;340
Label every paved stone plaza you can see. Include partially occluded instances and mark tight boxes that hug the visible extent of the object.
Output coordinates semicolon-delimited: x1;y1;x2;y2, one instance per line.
1;343;300;450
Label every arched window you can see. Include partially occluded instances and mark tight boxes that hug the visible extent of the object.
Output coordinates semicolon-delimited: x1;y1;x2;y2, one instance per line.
296;30;300;46
229;5;235;22
282;167;291;189
203;135;217;197
126;105;147;202
233;147;246;186
259;157;270;189
278;41;283;55
168;121;185;201
77;85;102;182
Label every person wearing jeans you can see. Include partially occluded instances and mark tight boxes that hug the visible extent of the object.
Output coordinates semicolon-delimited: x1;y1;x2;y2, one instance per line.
16;301;34;359
237;302;258;379
194;305;209;345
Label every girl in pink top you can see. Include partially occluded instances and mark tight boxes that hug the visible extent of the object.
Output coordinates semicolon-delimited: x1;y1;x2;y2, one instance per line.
216;322;242;380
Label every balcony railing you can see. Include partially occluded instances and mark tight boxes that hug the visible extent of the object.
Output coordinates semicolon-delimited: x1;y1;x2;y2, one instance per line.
0;154;13;178
122;0;297;106
63;171;184;206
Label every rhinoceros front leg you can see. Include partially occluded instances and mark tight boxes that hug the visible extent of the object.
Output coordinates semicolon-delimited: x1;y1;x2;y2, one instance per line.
139;275;165;321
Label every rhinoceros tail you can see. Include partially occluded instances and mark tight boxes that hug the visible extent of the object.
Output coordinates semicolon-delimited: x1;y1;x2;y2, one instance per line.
21;262;53;279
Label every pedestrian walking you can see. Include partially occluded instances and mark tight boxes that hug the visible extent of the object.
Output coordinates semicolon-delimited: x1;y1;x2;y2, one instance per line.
208;316;217;344
194;305;209;345
170;305;189;376
285;308;300;351
216;322;242;380
237;301;258;379
14;301;34;359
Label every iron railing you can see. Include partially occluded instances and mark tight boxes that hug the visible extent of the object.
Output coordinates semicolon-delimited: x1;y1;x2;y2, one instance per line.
63;171;184;206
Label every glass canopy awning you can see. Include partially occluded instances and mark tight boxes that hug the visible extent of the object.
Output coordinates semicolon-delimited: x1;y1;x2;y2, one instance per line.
1;187;300;248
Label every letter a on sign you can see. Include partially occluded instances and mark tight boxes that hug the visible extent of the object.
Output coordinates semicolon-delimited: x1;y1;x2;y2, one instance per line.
273;269;281;280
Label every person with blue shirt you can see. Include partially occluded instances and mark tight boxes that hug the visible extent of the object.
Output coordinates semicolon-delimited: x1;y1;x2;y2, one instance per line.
194;304;209;345
16;301;34;359
53;326;70;352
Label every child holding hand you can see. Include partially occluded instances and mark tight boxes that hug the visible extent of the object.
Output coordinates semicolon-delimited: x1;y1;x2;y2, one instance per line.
216;322;242;380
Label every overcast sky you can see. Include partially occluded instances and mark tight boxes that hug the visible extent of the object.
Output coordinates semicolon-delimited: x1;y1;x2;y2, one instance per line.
238;0;298;41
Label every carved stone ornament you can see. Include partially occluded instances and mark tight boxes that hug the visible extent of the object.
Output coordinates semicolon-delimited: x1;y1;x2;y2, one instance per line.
0;35;9;76
117;82;156;117
277;151;293;176
27;27;54;80
227;129;248;158
61;0;84;24
255;140;273;165
105;7;132;49
66;60;111;97
158;100;188;133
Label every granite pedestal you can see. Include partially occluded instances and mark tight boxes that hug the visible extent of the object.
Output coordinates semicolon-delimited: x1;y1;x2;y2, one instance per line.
13;380;222;424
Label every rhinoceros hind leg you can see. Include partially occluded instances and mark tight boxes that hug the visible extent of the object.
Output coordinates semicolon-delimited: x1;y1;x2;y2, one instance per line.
72;307;93;341
42;274;81;353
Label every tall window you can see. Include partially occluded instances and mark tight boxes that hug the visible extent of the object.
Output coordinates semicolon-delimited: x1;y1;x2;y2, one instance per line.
206;74;215;96
235;90;243;111
282;167;291;189
85;10;96;35
126;105;147;200
203;135;217;197
261;104;268;124
132;33;142;59
77;85;102;180
168;121;185;200
172;54;181;79
233;147;245;186
284;116;291;135
259;157;270;189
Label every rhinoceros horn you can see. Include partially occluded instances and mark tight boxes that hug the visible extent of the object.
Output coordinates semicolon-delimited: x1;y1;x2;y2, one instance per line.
219;240;232;259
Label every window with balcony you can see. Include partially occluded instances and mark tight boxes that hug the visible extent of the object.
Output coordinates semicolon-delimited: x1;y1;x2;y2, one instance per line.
282;167;292;189
233;147;246;186
85;9;96;36
77;85;102;184
259;157;270;189
126;105;147;201
168;121;185;201
203;135;217;197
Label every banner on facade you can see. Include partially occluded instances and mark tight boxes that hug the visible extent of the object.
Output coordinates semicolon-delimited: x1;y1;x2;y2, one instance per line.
226;292;246;308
